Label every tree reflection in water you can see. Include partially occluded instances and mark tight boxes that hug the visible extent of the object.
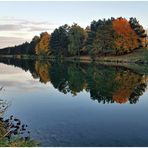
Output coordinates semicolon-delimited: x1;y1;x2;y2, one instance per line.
0;58;148;104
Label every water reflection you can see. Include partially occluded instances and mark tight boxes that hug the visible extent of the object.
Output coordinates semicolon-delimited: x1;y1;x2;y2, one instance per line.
0;58;147;104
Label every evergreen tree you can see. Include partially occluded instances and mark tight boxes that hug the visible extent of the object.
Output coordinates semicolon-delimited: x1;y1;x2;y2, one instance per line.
50;24;69;56
129;17;147;47
68;23;86;56
28;36;40;55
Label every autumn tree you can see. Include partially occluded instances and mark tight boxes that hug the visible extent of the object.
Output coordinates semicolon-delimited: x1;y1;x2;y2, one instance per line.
112;17;139;54
35;32;50;55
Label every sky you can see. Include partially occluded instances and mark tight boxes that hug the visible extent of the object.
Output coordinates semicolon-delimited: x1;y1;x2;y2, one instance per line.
0;1;148;48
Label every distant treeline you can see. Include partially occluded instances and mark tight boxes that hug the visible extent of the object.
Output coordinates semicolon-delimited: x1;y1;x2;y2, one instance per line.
0;17;147;57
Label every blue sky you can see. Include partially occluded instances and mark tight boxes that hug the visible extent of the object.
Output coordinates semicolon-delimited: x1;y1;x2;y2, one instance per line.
0;1;148;47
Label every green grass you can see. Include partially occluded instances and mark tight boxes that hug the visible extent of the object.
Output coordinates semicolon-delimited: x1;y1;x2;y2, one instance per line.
0;137;39;147
96;48;148;63
0;118;39;147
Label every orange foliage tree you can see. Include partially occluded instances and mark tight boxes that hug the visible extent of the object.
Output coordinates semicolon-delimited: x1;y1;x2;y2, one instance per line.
112;17;139;54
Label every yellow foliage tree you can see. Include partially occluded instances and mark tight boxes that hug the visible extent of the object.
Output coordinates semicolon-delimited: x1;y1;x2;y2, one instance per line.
35;32;50;55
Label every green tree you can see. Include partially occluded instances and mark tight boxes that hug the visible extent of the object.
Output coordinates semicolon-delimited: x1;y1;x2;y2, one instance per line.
87;18;115;57
68;23;86;56
50;24;69;57
28;36;40;55
129;17;147;47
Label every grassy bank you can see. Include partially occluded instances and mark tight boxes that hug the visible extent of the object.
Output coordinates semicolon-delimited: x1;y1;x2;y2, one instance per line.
95;48;148;64
0;137;39;147
59;48;148;64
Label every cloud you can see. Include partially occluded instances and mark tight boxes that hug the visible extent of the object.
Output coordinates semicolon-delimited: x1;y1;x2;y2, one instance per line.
0;24;21;31
0;16;58;47
28;26;54;32
1;17;53;26
0;23;52;32
0;17;56;32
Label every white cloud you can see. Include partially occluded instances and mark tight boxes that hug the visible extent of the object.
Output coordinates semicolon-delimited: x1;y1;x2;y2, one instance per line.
0;16;58;48
0;24;21;31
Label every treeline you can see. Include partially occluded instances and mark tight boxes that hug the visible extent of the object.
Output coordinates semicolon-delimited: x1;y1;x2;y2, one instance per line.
0;17;147;56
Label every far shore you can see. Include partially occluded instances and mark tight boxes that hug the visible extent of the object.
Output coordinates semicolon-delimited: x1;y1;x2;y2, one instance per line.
0;48;148;64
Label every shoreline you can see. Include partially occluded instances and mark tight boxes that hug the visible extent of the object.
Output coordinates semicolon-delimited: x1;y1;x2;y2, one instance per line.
1;51;148;75
0;48;148;65
0;53;148;64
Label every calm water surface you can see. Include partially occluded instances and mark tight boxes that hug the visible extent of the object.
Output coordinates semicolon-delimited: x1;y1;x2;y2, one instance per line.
0;58;148;146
